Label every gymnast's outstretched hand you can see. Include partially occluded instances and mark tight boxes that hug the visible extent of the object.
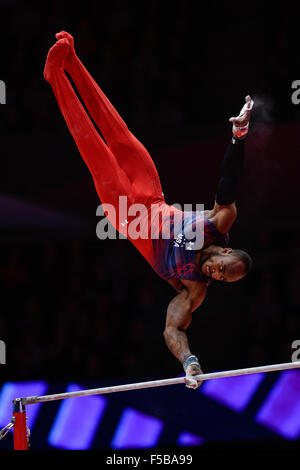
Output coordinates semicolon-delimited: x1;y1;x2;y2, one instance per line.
184;360;203;390
229;95;254;138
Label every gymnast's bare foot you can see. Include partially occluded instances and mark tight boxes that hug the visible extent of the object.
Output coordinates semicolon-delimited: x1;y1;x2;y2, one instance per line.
43;38;70;82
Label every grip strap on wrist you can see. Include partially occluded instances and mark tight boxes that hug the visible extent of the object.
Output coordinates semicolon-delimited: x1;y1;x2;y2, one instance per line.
183;355;200;372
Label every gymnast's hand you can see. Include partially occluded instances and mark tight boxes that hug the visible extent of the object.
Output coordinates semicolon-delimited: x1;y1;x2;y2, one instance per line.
229;95;254;137
184;359;203;390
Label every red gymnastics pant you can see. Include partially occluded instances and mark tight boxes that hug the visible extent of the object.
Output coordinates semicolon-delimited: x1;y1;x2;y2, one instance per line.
43;38;170;264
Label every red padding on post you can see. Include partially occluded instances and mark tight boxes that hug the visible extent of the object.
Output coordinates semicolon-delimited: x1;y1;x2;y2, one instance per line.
13;412;28;450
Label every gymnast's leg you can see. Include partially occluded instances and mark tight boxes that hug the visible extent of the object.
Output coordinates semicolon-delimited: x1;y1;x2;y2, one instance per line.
43;38;132;233
55;31;164;208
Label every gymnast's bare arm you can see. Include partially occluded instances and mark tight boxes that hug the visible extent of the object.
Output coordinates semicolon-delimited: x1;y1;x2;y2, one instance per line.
163;279;207;371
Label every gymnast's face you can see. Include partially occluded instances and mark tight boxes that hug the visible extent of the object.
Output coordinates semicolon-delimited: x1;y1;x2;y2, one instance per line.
201;247;246;283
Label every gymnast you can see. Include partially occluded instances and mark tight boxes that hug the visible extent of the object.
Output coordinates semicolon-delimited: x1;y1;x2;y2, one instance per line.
44;32;254;389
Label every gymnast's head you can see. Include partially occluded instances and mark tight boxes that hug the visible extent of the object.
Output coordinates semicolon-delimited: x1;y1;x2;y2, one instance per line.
200;247;252;282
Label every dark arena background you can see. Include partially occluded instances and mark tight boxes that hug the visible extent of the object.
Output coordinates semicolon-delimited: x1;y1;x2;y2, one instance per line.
0;0;300;457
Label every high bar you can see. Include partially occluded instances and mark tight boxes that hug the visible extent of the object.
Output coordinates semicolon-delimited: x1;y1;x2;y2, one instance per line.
20;361;300;405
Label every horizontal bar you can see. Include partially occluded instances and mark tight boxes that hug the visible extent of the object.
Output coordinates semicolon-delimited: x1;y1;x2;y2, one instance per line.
21;361;300;405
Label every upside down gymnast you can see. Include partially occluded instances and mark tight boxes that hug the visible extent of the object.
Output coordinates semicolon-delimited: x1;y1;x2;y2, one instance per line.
44;32;254;389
